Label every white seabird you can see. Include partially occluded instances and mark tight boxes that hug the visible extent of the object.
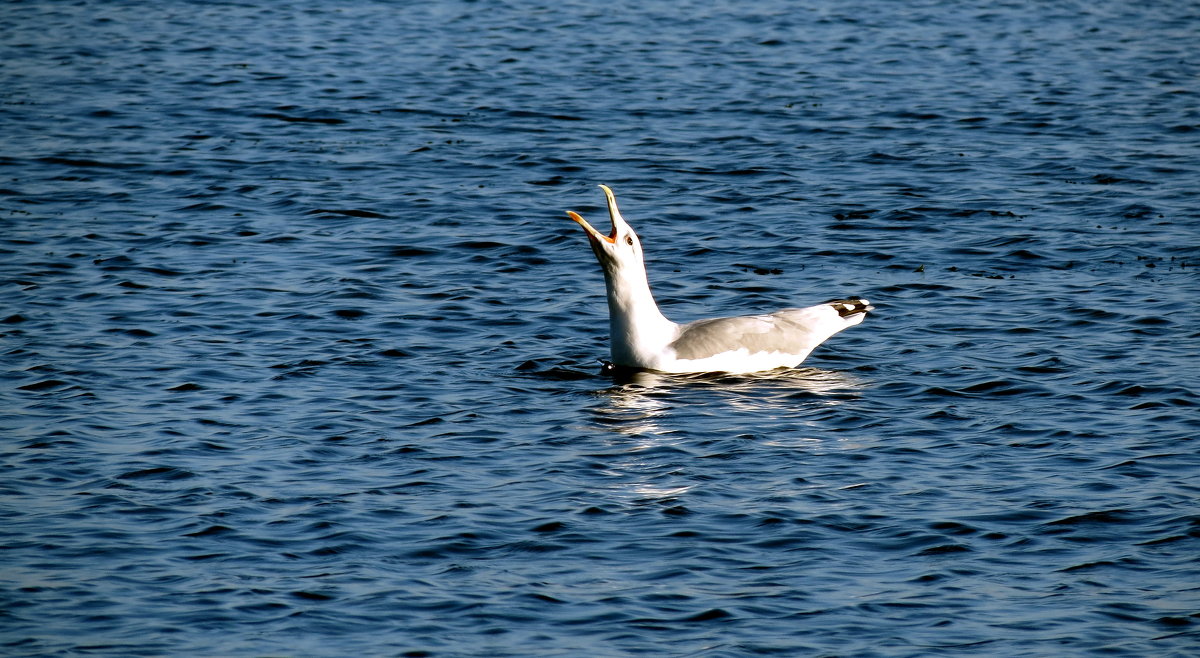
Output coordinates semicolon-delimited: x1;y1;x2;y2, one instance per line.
566;185;872;374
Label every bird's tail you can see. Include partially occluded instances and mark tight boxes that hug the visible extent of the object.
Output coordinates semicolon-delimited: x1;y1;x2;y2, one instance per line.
823;298;873;319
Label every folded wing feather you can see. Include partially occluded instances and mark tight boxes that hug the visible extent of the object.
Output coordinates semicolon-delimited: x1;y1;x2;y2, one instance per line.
670;306;836;360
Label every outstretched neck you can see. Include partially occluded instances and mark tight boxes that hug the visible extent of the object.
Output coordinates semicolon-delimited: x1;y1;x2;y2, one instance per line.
603;261;677;367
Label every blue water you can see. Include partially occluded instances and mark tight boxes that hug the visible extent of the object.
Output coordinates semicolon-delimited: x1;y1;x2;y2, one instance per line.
3;1;1199;655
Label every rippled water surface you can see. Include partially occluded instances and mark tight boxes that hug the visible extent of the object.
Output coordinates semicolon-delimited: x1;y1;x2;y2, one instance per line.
3;1;1199;655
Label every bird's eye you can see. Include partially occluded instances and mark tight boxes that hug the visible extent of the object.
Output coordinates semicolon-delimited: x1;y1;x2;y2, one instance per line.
625;235;634;246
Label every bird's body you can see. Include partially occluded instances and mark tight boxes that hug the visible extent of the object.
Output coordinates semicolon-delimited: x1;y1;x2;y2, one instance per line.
567;185;872;374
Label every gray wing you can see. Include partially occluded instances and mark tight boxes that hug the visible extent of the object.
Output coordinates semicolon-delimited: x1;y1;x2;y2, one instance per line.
670;307;834;360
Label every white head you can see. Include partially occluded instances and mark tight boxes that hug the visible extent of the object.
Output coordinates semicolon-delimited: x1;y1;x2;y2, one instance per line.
565;184;646;276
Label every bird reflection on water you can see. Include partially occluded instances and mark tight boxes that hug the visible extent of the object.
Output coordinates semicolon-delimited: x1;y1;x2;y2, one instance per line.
588;366;869;436
580;366;871;502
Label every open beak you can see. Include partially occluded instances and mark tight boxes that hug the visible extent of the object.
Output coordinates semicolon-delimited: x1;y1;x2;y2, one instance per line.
566;184;622;244
566;210;614;244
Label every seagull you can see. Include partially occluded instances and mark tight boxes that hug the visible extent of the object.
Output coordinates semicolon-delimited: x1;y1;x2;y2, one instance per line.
566;185;872;374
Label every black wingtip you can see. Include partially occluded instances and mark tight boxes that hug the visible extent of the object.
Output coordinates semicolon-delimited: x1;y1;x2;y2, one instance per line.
824;298;874;317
